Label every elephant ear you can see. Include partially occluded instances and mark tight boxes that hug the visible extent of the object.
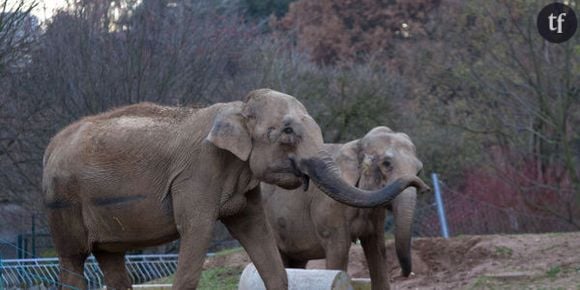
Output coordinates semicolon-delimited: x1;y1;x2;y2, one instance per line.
206;107;252;161
335;140;361;187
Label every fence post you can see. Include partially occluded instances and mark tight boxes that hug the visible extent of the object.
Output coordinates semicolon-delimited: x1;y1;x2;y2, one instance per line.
31;214;36;258
432;173;450;238
17;236;23;259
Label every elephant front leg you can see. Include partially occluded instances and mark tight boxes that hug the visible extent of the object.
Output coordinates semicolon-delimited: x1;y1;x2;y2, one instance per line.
320;229;350;271
173;216;217;289
360;232;391;290
173;214;217;289
222;187;288;290
171;186;219;289
311;202;350;271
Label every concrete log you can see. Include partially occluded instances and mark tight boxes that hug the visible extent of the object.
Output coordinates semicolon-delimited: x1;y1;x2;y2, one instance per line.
238;263;354;290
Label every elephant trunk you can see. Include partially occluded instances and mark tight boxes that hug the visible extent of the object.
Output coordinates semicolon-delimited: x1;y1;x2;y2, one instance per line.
393;187;417;277
297;154;429;208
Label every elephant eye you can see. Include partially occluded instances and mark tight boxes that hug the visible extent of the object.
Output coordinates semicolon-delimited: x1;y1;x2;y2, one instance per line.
282;127;294;134
382;160;392;168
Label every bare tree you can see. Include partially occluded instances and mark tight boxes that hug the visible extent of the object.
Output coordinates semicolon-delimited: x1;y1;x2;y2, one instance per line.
0;0;38;206
0;0;37;75
408;0;580;228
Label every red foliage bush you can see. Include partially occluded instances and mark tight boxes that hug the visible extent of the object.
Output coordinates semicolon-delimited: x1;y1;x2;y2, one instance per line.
442;147;579;234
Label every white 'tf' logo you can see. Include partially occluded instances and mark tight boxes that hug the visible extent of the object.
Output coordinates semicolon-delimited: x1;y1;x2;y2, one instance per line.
548;13;567;33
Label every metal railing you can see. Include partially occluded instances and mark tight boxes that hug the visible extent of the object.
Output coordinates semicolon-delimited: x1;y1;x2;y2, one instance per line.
0;254;178;289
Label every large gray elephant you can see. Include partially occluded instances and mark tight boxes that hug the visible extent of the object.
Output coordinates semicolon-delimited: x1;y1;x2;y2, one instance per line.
42;90;429;289
262;126;423;290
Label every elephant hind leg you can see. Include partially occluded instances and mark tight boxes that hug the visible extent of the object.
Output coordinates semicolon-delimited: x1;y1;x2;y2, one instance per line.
58;253;88;289
47;203;90;289
94;251;132;289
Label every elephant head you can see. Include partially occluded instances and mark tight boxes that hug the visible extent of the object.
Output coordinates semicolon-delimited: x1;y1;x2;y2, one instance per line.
335;126;423;276
207;89;429;207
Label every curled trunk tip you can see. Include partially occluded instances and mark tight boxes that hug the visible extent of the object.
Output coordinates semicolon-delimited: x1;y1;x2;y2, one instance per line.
300;155;430;208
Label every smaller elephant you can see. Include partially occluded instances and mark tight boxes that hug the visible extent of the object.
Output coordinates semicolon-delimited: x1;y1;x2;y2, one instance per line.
262;127;423;290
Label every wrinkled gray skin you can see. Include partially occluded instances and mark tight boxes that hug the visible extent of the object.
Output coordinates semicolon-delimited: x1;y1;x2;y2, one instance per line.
262;127;423;290
43;90;429;290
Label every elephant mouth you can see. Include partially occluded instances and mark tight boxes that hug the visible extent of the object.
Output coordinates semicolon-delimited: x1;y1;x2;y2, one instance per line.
262;159;309;191
289;157;310;191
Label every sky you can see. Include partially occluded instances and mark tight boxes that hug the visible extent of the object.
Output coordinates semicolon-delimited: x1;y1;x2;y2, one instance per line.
34;0;66;20
5;0;67;22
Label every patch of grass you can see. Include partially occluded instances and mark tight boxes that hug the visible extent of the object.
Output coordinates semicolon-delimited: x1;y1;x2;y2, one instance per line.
198;266;244;290
494;246;513;257
39;248;58;257
546;266;561;279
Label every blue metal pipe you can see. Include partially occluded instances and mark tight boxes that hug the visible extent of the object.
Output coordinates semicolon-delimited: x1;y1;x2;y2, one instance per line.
432;173;450;238
1;254;4;290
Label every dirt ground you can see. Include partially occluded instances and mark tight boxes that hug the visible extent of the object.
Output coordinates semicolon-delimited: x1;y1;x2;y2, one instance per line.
203;232;580;289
